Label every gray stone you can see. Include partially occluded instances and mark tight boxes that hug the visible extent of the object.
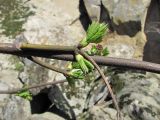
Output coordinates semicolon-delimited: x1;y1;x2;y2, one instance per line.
84;78;109;109
48;85;76;119
100;0;151;36
143;0;160;64
83;0;101;21
29;112;65;120
0;82;10;102
80;72;160;120
143;22;160;64
1;96;31;120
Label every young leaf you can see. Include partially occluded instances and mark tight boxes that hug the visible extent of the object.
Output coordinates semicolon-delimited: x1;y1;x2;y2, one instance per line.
79;22;108;48
102;47;109;56
75;54;94;74
68;69;84;79
90;45;98;55
16;90;32;101
76;54;89;74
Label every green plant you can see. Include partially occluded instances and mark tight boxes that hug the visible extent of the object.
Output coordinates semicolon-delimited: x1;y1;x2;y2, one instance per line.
79;22;108;48
16;90;32;101
66;22;109;86
87;44;109;56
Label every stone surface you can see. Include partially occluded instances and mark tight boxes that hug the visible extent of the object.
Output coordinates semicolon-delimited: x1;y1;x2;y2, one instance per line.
83;0;151;36
101;0;151;36
48;85;76;119
143;22;160;63
80;71;160;120
23;0;84;46
0;96;31;120
29;112;65;120
83;0;101;21
101;32;146;59
143;0;160;64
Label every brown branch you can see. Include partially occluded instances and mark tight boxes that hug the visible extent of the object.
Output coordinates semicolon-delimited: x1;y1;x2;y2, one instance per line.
20;43;75;53
0;43;160;74
0;80;67;94
78;49;121;120
28;56;70;76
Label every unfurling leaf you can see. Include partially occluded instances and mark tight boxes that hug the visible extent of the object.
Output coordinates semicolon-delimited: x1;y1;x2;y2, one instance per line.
75;54;94;74
68;69;84;79
79;22;108;47
102;47;109;56
16;90;32;101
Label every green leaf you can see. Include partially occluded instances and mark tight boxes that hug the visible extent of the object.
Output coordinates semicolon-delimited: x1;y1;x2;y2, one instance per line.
16;90;32;101
75;54;89;74
79;22;108;48
72;62;81;69
102;47;109;56
90;45;98;55
68;69;84;79
86;22;108;43
83;59;94;71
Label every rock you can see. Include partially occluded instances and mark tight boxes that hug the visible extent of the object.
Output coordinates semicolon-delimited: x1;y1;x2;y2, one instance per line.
116;72;160;120
18;58;50;95
143;0;160;64
1;96;31;120
0;69;22;88
101;32;146;59
23;0;84;46
81;71;160;120
0;82;10;120
0;0;33;38
29;112;65;120
83;0;101;21
48;85;76;119
84;78;109;110
80;106;117;120
143;22;160;64
0;82;10;102
83;0;151;37
83;0;151;36
101;0;151;36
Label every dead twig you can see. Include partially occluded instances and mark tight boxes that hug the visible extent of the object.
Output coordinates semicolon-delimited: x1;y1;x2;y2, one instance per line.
0;80;67;94
28;56;70;76
78;49;121;120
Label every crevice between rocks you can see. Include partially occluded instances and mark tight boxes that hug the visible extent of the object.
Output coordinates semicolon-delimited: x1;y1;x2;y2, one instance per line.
143;0;160;64
30;86;76;120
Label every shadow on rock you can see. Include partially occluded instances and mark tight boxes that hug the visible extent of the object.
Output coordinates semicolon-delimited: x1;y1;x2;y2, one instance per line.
143;0;160;64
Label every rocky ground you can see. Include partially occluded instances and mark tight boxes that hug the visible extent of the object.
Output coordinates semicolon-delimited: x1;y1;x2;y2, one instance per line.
0;0;160;120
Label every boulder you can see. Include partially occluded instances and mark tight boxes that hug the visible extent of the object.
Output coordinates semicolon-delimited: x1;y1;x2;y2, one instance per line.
0;95;31;120
143;0;160;64
80;72;160;120
83;0;151;36
102;0;151;36
83;0;101;21
29;112;65;120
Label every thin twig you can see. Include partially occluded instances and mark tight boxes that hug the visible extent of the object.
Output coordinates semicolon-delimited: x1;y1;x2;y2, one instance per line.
0;80;67;94
28;56;70;76
78;49;121;120
0;43;160;73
